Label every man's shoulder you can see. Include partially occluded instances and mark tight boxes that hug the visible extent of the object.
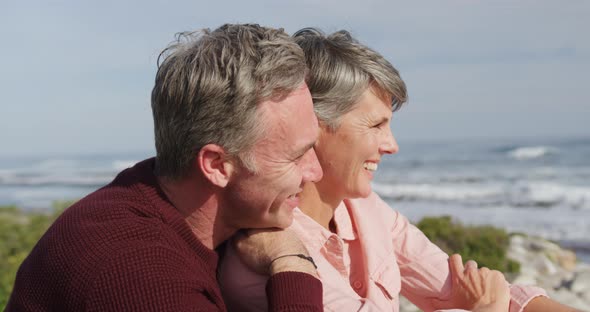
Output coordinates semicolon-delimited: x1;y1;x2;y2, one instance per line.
18;159;193;289
91;242;215;285
11;239;220;311
52;158;169;249
13;197;216;309
26;192;178;278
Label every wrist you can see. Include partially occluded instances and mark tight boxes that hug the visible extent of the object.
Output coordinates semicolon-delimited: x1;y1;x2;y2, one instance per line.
269;254;318;278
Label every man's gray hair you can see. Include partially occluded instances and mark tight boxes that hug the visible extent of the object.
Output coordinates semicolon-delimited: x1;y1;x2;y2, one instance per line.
293;28;407;131
152;24;307;178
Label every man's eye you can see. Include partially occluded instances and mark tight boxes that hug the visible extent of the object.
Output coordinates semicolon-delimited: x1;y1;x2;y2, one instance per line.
293;152;306;162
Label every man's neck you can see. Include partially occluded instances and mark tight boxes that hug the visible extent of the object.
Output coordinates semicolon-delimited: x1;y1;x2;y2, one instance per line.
157;175;236;250
298;182;343;231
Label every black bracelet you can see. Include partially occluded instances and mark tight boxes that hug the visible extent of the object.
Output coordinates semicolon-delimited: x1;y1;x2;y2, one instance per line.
269;254;318;269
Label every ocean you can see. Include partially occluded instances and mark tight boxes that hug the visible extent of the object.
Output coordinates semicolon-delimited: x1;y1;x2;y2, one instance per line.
1;137;589;261
374;136;590;262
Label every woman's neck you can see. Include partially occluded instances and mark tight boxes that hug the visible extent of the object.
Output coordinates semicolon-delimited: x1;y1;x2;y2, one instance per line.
298;182;343;231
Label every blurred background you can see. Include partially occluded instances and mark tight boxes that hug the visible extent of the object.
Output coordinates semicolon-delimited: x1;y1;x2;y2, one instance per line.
1;0;589;307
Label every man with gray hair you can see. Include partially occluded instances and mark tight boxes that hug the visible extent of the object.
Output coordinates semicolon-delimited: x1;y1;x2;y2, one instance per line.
7;24;323;311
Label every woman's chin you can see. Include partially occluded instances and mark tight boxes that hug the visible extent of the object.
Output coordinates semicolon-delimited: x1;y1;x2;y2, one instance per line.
345;186;372;200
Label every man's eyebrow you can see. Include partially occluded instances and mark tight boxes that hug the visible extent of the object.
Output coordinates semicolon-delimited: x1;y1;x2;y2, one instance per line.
295;141;316;157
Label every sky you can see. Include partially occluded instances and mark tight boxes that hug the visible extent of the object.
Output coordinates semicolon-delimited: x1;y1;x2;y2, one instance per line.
1;0;588;156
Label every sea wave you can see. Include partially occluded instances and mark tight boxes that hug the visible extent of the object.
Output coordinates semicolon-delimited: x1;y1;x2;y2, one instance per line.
510;182;590;209
372;182;505;203
373;181;590;210
0;172;112;187
0;158;138;187
507;146;558;160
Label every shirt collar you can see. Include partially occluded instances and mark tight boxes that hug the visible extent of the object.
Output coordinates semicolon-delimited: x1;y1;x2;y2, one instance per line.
332;201;357;241
290;202;358;252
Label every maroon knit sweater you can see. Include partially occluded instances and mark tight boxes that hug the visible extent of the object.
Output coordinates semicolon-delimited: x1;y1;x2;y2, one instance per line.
6;158;322;311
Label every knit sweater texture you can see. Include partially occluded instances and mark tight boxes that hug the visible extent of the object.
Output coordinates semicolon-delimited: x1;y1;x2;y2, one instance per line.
6;158;323;311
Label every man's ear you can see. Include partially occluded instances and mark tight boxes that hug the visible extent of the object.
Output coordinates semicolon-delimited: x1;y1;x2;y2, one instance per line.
197;144;235;187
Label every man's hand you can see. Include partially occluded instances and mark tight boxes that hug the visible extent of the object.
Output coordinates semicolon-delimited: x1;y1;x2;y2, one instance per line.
429;254;510;311
232;228;318;278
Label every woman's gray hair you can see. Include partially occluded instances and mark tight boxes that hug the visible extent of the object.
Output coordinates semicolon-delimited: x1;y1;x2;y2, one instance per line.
293;28;407;131
152;24;307;178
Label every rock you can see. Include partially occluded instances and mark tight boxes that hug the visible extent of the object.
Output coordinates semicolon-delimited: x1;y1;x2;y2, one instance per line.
571;271;590;295
536;255;558;275
536;272;571;290
530;237;560;253
547;288;590;311
575;262;590;274
511;273;537;286
557;250;578;271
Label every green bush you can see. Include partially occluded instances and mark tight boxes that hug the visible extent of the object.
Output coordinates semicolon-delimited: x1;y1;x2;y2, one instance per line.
0;201;72;309
416;216;520;274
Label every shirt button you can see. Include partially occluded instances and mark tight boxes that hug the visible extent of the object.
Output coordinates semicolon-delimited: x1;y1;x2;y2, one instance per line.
352;280;363;289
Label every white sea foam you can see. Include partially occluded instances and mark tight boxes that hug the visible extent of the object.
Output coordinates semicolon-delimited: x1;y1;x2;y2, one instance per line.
0;174;112;186
511;182;590;210
34;159;81;171
389;201;590;245
372;182;504;202
507;146;558;160
373;181;590;210
0;157;131;187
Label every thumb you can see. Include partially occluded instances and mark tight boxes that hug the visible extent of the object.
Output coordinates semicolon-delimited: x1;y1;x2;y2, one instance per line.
449;254;465;281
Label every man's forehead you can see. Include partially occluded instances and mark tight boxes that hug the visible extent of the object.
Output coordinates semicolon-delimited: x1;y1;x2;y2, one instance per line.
257;80;314;129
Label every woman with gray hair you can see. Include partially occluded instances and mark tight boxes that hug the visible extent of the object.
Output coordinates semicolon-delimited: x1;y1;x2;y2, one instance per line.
219;28;568;311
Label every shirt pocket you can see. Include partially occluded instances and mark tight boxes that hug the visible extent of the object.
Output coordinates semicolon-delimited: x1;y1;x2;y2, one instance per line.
370;257;402;301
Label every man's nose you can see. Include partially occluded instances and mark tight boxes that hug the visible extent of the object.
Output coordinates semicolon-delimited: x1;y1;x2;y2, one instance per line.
301;148;323;183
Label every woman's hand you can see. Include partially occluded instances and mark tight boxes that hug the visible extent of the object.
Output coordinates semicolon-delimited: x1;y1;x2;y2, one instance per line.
429;254;510;311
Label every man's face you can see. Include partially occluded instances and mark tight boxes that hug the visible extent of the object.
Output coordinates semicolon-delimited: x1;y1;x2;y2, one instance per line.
222;83;323;229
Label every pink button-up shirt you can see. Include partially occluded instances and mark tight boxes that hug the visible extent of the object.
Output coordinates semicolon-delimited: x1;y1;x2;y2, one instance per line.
219;192;547;311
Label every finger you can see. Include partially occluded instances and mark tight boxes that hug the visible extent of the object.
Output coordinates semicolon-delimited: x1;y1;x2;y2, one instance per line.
490;270;508;285
466;266;483;295
479;266;490;277
465;260;478;271
449;254;465;279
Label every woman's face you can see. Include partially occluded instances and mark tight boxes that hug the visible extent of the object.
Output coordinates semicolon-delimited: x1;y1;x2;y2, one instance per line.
314;87;398;201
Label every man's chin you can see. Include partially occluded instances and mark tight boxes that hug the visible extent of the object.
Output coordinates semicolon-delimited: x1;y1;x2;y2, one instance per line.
242;209;296;230
268;214;295;229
